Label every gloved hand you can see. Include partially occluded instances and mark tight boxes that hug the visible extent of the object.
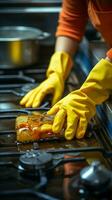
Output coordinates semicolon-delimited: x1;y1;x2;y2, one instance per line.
20;51;73;107
48;58;112;140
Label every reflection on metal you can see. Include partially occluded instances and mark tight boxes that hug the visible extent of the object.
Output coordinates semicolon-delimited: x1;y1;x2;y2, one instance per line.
0;7;61;14
9;41;22;64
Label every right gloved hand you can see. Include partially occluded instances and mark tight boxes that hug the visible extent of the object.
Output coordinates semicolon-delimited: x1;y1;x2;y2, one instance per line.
48;58;112;140
20;51;73;108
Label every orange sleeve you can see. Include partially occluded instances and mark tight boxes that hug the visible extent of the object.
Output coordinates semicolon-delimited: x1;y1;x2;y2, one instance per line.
56;0;88;42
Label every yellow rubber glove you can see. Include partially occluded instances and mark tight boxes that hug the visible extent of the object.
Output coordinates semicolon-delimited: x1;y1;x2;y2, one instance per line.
48;59;112;140
20;51;73;108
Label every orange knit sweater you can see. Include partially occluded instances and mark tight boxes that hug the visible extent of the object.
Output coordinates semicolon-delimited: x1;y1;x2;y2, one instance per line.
56;0;112;46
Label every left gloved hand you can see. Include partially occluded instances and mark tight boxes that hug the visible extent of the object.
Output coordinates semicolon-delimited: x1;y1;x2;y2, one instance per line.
48;58;112;140
20;51;73;107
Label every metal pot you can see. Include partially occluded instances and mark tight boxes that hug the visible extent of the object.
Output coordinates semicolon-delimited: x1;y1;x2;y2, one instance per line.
0;26;50;69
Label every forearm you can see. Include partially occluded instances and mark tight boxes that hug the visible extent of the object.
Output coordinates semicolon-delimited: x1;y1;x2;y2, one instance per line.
55;36;79;57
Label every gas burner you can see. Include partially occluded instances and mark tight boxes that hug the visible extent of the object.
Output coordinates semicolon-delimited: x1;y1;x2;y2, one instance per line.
80;160;111;190
69;161;112;200
18;150;53;177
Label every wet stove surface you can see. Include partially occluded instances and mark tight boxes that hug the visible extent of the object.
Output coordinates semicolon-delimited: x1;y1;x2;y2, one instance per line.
0;66;112;200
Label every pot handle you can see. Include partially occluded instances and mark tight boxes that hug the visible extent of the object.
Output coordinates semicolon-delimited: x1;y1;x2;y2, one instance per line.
37;31;50;40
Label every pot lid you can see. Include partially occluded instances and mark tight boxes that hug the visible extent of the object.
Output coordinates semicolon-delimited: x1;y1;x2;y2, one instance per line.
0;26;50;41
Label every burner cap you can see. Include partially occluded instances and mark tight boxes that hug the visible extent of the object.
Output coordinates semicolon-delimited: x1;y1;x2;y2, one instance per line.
80;161;111;190
18;150;53;175
69;161;112;199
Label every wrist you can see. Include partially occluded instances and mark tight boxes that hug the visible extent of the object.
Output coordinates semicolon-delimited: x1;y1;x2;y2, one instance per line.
47;51;73;80
55;36;78;56
106;48;112;63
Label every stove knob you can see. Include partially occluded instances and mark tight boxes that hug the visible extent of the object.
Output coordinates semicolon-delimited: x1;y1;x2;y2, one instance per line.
80;160;112;190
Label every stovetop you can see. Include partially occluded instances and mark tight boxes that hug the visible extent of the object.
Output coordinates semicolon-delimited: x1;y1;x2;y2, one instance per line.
0;63;112;200
0;131;112;200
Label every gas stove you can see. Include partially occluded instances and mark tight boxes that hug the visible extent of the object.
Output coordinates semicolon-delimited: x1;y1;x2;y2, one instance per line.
0;62;112;200
0;141;112;200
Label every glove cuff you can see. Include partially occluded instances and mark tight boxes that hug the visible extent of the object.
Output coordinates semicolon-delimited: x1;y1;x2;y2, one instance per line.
46;51;73;80
80;58;112;105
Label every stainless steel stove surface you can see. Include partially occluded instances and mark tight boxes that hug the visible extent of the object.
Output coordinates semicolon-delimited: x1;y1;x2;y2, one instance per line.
0;64;112;200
